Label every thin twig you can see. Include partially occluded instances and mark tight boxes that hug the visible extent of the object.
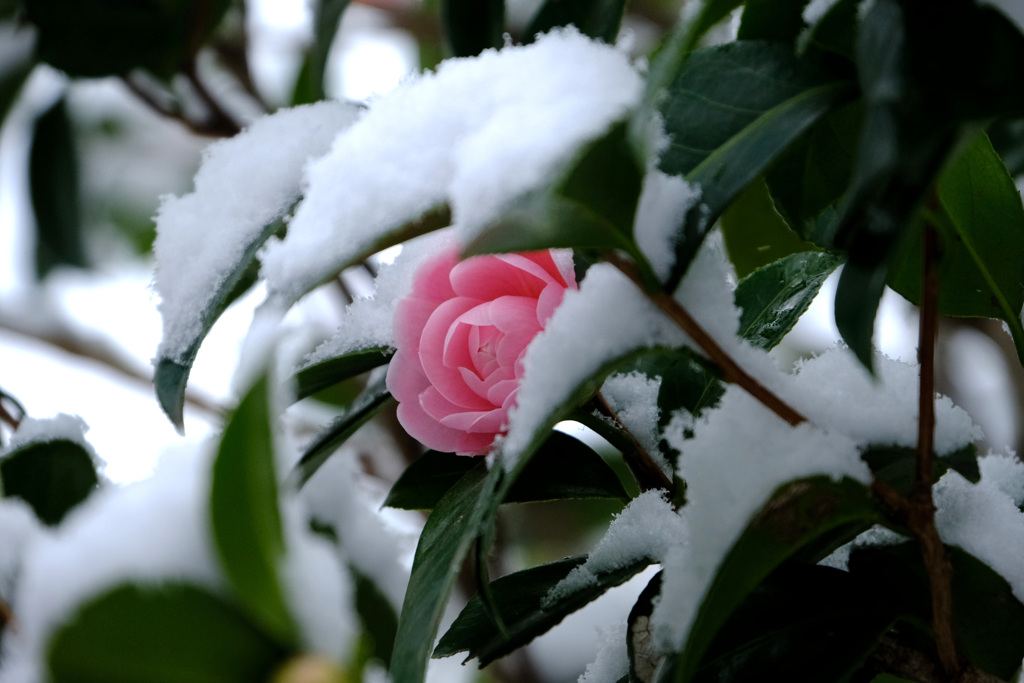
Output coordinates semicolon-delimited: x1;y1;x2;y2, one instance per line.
0;400;21;431
593;393;673;493
605;251;807;427
0;311;224;419
183;61;244;137
914;220;960;676
121;73;238;139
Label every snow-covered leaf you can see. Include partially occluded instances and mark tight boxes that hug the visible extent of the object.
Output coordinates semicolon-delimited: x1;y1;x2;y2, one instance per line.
210;373;295;646
260;30;643;305
47;583;288;682
153;101;360;430
433;555;652;666
441;0;504;57
524;0;628;44
1;438;99;526
659;476;879;683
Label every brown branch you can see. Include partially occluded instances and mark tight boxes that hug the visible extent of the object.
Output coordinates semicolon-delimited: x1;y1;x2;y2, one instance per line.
183;61;245;137
605;251;807;427
0;398;22;431
594;392;673;493
121;73;239;139
915;220;960;676
0;309;224;420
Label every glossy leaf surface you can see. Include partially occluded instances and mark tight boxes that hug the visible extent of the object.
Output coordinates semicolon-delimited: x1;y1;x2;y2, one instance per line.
290;346;394;402
210;374;295;645
48;583;287;683
524;0;627;44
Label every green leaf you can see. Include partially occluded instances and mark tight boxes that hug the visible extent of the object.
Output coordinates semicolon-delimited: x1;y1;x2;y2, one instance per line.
384;431;628;510
25;0;230;78
693;563;898;683
849;542;1024;680
434;554;654;666
292;0;351;104
390;460;502;683
887;132;1024;365
524;0;628;44
987;117;1024;178
796;0;858;59
290;346;394;402
286;372;393;490
737;0;808;43
464;120;651;282
763;101;863;243
441;0;504;57
720;177;822;278
829;0;1024;369
663;476;880;683
351;566;399;665
735;250;840;350
210;373;296;646
656;41;853;287
30;95;86;280
47;583;288;683
155;210;289;431
0;438;99;525
0;22;35;129
860;443;980;498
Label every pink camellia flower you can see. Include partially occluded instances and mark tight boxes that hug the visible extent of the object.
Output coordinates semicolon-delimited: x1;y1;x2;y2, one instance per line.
386;247;577;455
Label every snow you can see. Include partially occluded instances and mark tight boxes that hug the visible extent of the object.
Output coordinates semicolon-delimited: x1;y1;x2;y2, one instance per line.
4;414;95;456
0;443;356;681
546;491;683;603
633;170;702;282
601;372;669;475
818;525;907;571
577;626;629;683
652;385;870;652
803;0;843;24
0;498;40;604
298;230;456;369
153;101;360;364
978;452;1024;506
935;464;1024;604
260;29;643;306
500;263;686;468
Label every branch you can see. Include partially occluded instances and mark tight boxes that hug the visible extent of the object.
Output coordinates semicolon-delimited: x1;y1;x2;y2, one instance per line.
592;393;673;493
0;308;224;420
605;251;807;427
121;72;240;139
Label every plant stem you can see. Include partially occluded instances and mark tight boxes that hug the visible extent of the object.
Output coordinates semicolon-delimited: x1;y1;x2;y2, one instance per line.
914;220;961;677
592;393;673;493
605;251;806;427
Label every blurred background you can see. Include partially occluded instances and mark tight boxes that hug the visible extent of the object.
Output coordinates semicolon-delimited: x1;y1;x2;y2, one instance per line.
1;1;1023;679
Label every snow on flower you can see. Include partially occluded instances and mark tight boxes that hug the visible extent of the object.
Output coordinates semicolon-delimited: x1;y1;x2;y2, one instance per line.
385;247;576;455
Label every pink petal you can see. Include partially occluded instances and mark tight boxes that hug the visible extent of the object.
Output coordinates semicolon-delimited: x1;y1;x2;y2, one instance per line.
419;298;492;409
450;253;554;299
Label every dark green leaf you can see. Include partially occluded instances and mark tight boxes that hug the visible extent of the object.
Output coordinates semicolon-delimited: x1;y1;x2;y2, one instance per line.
290;346;394;402
693;563;897;683
796;0;858;59
1;438;99;525
464;120;651;282
829;0;1024;369
434;554;653;666
384;431;628;510
887;132;1024;365
987;117;1024;178
25;0;229;77
0;22;35;129
849;542;1024;680
737;0;807;43
656;41;853;287
524;0;627;44
351;567;399;665
30;95;85;280
155;210;289;432
860;444;979;498
764;101;863;243
286;372;393;490
720;177;821;277
390;460;502;683
663;476;879;683
442;0;504;57
735;250;840;350
210;373;296;646
292;0;351;104
47;583;288;683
